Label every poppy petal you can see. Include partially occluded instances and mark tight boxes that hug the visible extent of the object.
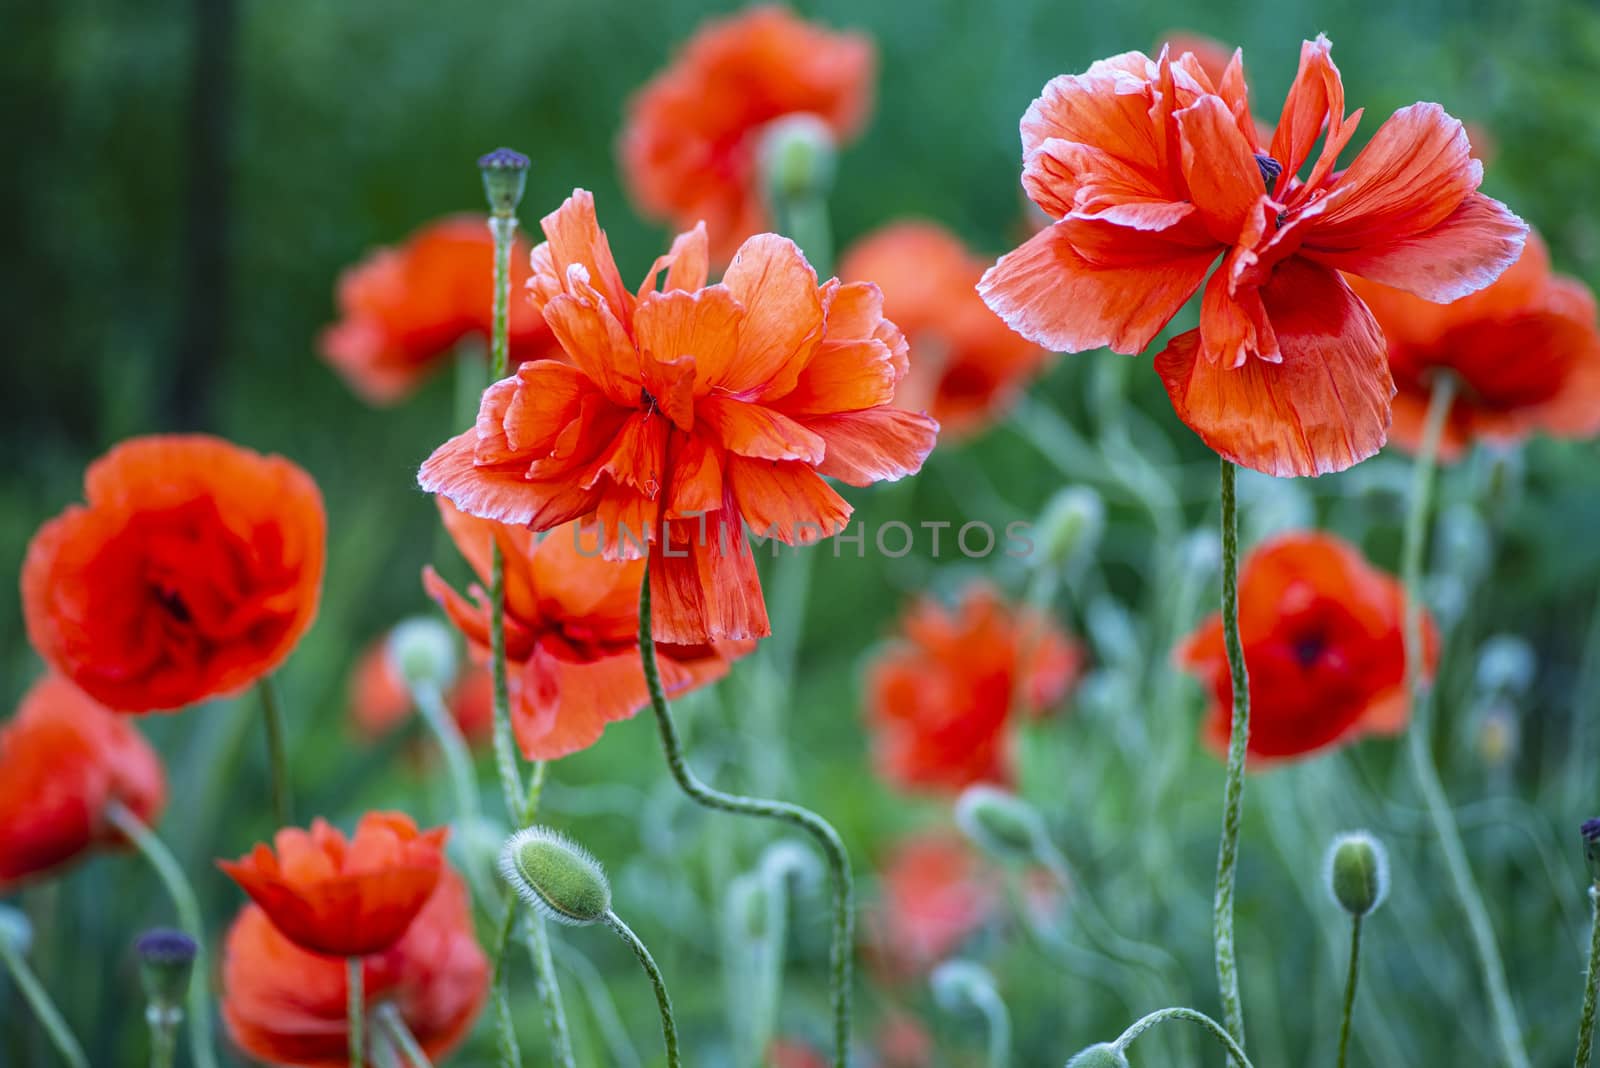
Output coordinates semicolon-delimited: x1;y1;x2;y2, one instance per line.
700;396;826;463
725;457;851;545
805;408;939;487
718;234;824;395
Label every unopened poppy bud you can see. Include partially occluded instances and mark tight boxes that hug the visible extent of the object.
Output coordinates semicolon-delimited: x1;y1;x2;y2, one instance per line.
0;905;32;956
386;617;459;690
955;785;1046;863
759;113;837;205
1325;831;1389;917
478;147;530;218
1065;1042;1130;1068
930;959;997;1012
1582;819;1600;885
1036;487;1103;570
498;826;612;926
1476;635;1535;698
135;928;197;1012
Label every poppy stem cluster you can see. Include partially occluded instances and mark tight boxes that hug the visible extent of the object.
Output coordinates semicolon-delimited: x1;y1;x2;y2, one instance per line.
0;915;88;1068
1400;375;1532;1068
638;571;856;1068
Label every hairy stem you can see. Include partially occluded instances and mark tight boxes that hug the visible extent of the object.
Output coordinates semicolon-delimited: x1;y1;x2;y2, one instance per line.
1114;1006;1254;1068
1336;915;1363;1068
605;911;680;1068
1213;459;1251;1059
1578;888;1600;1067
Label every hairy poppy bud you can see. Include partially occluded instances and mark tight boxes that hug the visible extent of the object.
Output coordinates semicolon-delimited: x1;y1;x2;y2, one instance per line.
930;959;997;1012
1036;487;1104;571
0;905;32;956
135;928;197;1014
1582;820;1600;885
759;113;837;205
386;617;459;690
478;147;530;218
955;785;1046;863
1065;1042;1130;1068
1325;831;1389;917
498;827;612;926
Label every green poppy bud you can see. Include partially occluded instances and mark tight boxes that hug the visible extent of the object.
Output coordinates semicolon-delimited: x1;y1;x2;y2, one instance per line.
386;617;459;690
498;827;612;926
1065;1042;1130;1068
954;785;1046;864
1325;831;1389;917
758;114;837;206
1036;487;1104;571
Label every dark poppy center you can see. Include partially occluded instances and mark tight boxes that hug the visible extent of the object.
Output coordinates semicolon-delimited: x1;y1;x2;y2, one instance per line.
1291;629;1327;667
640;387;657;411
1254;153;1283;190
153;585;192;624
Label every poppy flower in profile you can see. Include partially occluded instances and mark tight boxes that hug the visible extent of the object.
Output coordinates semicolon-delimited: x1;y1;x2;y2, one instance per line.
424;499;752;760
1347;231;1600;461
221;866;486;1067
620;5;874;263
1176;531;1439;764
980;36;1527;477
418;190;938;644
866;584;1081;794
347;637;494;747
0;675;166;891
865;834;998;981
839;222;1052;439
320;216;559;405
218;812;447;958
22;435;326;713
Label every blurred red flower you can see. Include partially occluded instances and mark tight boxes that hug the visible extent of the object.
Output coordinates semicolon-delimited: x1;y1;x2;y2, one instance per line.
620;4;874;263
768;1038;830;1068
980;36;1526;477
1177;531;1439;764
866;834;998;980
866;585;1080;794
1348;231;1600;460
840;221;1052;439
347;636;494;747
222;866;486;1067
877;1008;935;1068
0;675;166;891
419;190;937;644
320;216;558;405
424;499;752;760
219;812;447;958
22;435;325;713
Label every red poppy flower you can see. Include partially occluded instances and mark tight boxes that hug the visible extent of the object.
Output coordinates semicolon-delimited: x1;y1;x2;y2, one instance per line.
22;435;326;713
877;1009;935;1068
769;1039;830;1068
0;675;166;891
320;216;558;405
980;36;1527;477
865;834;998;981
1176;531;1439;764
620;5;874;263
424;498;753;760
1156;31;1237;88
221;866;486;1067
418;190;938;644
218;812;447;958
1348;231;1600;460
866;584;1080;794
839;222;1052;438
348;637;494;747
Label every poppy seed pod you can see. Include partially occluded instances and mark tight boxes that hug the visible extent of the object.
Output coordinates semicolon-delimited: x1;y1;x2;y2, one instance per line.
386;617;459;691
135;928;197;1012
1325;831;1390;917
1582;819;1600;885
1064;1042;1130;1068
498;827;612;926
758;113;837;205
1036;487;1104;571
477;147;529;217
954;785;1046;863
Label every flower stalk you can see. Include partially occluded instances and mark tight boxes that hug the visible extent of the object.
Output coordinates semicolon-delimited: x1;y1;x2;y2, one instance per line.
1213;458;1251;1058
0;917;88;1068
1336;914;1363;1068
375;1002;435;1067
1115;1007;1254;1067
347;958;364;1068
604;910;680;1068
259;676;292;827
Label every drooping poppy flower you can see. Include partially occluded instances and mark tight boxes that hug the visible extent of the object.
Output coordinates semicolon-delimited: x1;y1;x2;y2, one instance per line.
1347;231;1600;460
866;584;1080;794
839;222;1052;438
22;435;326;713
980;36;1527;477
221;866;486;1067
1176;531;1439;764
619;5;875;263
424;498;753;760
0;675;166;891
218;812;447;958
320;216;558;405
865;834;998;981
418;190;938;644
348;637;494;747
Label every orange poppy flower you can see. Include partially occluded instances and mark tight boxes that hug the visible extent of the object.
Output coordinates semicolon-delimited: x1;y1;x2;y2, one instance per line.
320;216;558;405
424;499;753;760
619;5;874;263
865;834;998;981
980;36;1527;477
0;675;166;891
22;435;326;713
218;812;448;958
222;866;486;1067
1176;531;1439;764
348;637;494;747
1157;31;1237;88
839;221;1052;438
418;190;938;644
866;584;1080;794
1348;231;1600;460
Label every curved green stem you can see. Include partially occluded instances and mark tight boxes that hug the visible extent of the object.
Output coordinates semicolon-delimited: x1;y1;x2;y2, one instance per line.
347;958;364;1068
1578;887;1600;1067
409;677;478;824
1113;1007;1254;1068
1336;915;1363;1068
375;1002;434;1067
604;911;680;1068
258;676;292;826
0;924;88;1068
523;914;575;1068
639;573;855;1067
1401;375;1529;1068
974;985;1011;1068
105;802;217;1068
1213;459;1251;1059
490;893;523;1068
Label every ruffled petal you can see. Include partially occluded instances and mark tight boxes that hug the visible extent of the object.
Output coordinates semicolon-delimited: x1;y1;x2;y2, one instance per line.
700;395;826;463
1177;95;1261;242
418;431;602;528
637;222;711;297
534;189;635;323
804;407;938;487
633;287;741;399
717;234;824;395
1023;139;1194;230
725;456;851;545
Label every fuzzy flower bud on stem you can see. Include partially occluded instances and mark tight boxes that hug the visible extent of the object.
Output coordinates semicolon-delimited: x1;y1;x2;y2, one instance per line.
498;827;613;927
955;785;1049;865
1325;831;1390;918
387;617;458;691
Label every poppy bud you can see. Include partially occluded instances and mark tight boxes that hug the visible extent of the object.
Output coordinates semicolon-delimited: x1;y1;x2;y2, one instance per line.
498;826;612;926
386;617;459;690
1325;831;1389;917
758;113;837;205
135;928;197;1016
1064;1042;1130;1068
1582;820;1600;885
930;959;998;1012
1475;635;1535;698
478;147;530;218
1036;487;1103;571
954;785;1047;864
0;905;32;957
